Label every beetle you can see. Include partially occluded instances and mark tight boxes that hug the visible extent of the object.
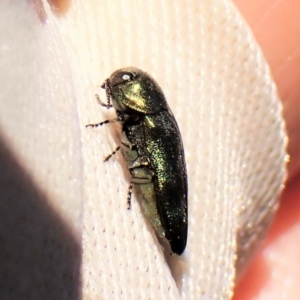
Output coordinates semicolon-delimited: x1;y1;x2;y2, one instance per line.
86;67;188;255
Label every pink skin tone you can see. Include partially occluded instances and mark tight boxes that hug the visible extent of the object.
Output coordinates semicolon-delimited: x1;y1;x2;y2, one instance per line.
233;1;300;299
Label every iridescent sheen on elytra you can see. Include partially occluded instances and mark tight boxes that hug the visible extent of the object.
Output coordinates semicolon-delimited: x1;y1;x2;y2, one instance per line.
91;67;187;255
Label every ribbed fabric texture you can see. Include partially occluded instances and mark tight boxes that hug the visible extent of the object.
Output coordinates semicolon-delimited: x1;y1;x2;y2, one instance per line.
0;0;286;299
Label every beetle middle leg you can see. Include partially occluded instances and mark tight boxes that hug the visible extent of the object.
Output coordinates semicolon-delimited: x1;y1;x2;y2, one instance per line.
86;117;119;128
104;146;120;162
127;182;133;209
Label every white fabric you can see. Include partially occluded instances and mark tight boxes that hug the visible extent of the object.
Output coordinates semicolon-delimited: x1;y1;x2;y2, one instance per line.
0;0;287;299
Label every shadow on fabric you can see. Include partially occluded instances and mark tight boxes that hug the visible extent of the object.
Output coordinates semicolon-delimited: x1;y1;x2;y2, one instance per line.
0;135;81;300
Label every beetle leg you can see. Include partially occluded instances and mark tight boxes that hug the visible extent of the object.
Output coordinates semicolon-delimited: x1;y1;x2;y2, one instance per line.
103;146;120;162
129;156;150;169
130;168;154;184
95;93;112;109
127;182;133;209
120;131;135;150
127;158;154;210
86;117;119;128
127;168;154;210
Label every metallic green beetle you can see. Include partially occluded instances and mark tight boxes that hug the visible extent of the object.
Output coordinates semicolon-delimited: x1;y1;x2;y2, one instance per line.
87;67;188;255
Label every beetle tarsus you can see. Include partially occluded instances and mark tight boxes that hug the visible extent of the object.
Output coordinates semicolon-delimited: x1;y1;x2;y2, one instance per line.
86;118;118;128
127;182;133;209
104;146;120;162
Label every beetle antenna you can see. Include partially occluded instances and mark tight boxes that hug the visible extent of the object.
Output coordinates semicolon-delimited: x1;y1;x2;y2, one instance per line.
104;79;112;107
95;93;112;109
96;79;112;108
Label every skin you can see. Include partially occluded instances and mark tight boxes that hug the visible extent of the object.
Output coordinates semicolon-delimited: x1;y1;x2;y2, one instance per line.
45;0;300;298
46;0;71;15
232;1;300;299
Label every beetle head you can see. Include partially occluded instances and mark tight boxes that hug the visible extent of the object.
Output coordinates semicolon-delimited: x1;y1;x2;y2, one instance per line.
107;67;168;114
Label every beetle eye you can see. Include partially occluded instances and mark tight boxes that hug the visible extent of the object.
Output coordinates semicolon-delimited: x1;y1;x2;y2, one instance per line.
122;74;131;81
110;70;135;87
